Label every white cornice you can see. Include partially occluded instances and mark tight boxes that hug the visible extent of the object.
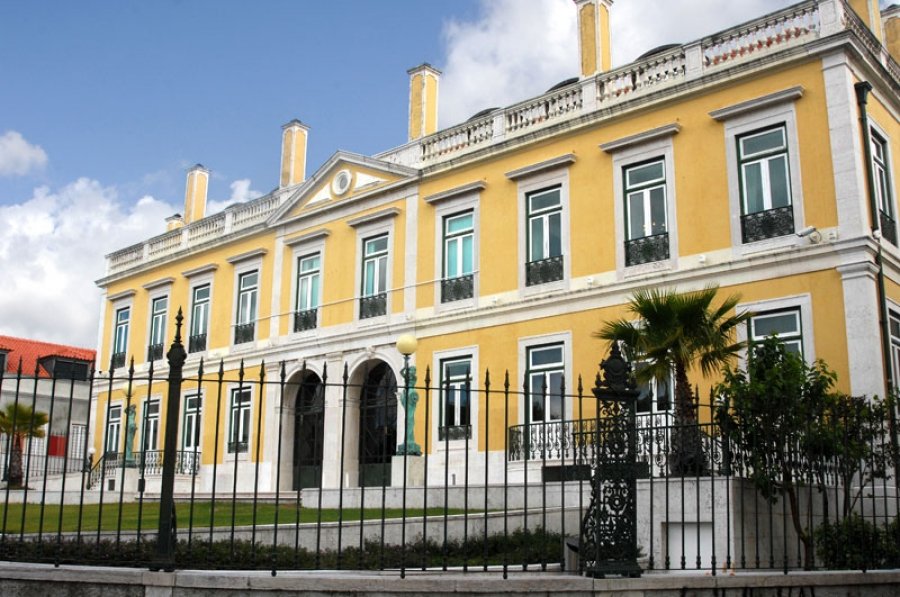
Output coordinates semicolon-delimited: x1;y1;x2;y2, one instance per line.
504;154;576;181
346;207;401;228
709;86;805;121
108;289;136;302
141;277;175;291
284;229;331;247
181;263;219;278
424;181;486;205
599;123;681;153
226;248;268;265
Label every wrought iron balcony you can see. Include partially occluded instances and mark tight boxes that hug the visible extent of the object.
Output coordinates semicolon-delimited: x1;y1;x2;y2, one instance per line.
360;293;387;319
438;424;472;441
441;274;474;303
227;440;248;454
147;343;164;362
880;211;897;246
293;308;318;332
110;352;126;370
234;323;255;345
741;205;794;243
188;333;207;354
137;450;200;475
625;232;670;266
525;255;564;286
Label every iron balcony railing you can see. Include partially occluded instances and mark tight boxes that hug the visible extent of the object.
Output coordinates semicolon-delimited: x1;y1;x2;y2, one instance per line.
137;450;201;476
625;232;669;267
438;424;472;441
880;210;897;246
525;255;564;286
293;308;317;332
147;343;164;362
741;205;794;243
227;440;249;454
359;293;387;319
110;351;126;370
234;322;255;345
441;274;474;303
188;333;207;353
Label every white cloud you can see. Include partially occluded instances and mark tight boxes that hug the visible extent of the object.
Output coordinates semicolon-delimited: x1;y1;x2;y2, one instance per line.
0;179;176;348
205;178;264;215
438;0;809;127
0;131;48;177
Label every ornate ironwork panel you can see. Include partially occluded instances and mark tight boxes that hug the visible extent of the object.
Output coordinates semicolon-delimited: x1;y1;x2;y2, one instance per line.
625;232;669;266
439;424;471;441
293;308;318;332
525;255;564;286
580;343;643;577
188;333;207;354
881;211;897;246
740;205;794;243
147;343;164;361
234;323;255;345
441;274;474;303
110;351;126;370
359;293;387;319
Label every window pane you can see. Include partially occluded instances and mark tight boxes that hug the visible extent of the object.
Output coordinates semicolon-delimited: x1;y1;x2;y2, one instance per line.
461;235;473;274
627;191;645;239
768;155;790;208
364;261;375;295
530;217;544;261
445;386;457;426
650;187;667;234
529;188;560;213
446;237;459;277
194;285;210;301
627;161;664;187
743;162;764;213
531;346;563;367
459;387;470;425
300;255;319;273
549;212;562;257
366;236;388;255
529;374;545;421
752;311;799;339
446;213;473;234
741;128;784;157
309;275;319;308
377;256;387;291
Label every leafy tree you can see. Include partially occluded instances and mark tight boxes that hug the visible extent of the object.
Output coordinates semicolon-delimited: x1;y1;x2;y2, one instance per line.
715;337;889;569
596;285;749;474
0;403;49;488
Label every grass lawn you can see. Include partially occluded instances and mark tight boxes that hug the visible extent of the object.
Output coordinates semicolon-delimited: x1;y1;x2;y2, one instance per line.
0;501;470;534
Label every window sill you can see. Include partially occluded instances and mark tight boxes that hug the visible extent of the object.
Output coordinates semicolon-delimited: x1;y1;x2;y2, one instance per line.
735;233;799;257
622;258;675;280
521;277;567;298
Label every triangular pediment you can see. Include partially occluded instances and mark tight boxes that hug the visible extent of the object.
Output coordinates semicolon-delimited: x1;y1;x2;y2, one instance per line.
270;151;418;225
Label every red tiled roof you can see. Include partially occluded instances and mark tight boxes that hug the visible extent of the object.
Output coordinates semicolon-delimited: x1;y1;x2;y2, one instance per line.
0;335;95;379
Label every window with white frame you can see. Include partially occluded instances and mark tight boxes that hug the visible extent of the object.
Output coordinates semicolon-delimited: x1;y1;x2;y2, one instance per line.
112;307;130;369
148;296;168;361
106;405;122;454
872;130;896;246
526;344;564;423
633;362;672;414
360;234;388;319
442;211;475;303
228;387;251;453
235;270;258;344
295;253;320;331
737;125;794;242
526;186;564;286
141;399;159;451
749;307;803;356
183;393;202;452
189;284;210;353
439;357;472;441
624;158;669;266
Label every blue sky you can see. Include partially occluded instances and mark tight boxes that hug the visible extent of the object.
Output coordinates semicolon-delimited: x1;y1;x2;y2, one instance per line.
0;0;885;348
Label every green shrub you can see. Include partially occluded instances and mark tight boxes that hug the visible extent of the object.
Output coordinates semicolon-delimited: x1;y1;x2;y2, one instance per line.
815;515;890;570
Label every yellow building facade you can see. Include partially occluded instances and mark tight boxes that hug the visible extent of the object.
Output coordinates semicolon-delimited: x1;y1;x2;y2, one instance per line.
93;0;900;493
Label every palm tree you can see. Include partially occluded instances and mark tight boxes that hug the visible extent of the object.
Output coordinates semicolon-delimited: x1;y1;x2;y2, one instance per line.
0;403;49;488
595;286;749;475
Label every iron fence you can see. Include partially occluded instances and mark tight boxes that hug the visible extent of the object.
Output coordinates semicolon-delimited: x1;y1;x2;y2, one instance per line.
0;329;898;577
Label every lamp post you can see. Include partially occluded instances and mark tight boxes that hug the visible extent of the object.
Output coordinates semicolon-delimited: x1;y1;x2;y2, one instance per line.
395;333;418;578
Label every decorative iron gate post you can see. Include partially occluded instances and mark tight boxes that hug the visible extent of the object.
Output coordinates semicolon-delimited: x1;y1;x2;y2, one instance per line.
580;343;643;577
153;309;186;571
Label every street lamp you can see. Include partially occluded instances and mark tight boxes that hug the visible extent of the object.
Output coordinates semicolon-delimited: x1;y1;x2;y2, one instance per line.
395;332;418;578
396;334;418;359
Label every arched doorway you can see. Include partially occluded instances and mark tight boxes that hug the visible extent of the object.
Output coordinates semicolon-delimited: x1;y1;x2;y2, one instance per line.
358;362;397;487
293;372;324;490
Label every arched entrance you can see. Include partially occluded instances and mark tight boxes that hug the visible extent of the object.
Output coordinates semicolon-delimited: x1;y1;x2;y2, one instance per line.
292;372;324;490
358;362;397;487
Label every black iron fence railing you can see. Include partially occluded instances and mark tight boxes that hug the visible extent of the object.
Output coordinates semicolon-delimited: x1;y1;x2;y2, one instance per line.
359;293;386;319
741;205;794;243
441;275;474;303
1;324;898;577
293;308;317;332
526;255;564;286
625;232;669;267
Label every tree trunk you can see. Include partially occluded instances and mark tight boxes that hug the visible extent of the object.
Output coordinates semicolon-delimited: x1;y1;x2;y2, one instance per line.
7;436;24;488
669;362;708;476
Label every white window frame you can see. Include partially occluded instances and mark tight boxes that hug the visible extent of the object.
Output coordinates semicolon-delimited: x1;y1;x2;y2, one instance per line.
517;332;573;425
428;183;481;313
183;264;217;356
350;214;396;323
288;231;328;334
232;265;260;346
113;306;130;361
106;404;122;454
604;125;679;277
508;157;573;297
870;123;897;244
432;346;479;448
147;294;168;360
141;398;160;452
182;392;202;452
736;294;814;366
747;307;804;357
227;386;252;455
716;90;805;254
189;283;211;350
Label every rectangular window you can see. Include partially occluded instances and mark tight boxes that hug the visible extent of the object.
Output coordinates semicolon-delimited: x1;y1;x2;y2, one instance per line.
738;125;794;242
360;234;388;318
183;394;202;451
439;358;472;440
228;387;251;453
141;399;160;451
441;212;475;303
634;362;672;414
112;307;130;368
148;296;168;361
106;405;122;454
749;308;803;356
53;359;90;381
235;271;258;344
526;186;563;285
872;131;896;246
189;284;210;353
526;344;564;423
295;253;320;331
624;159;669;266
